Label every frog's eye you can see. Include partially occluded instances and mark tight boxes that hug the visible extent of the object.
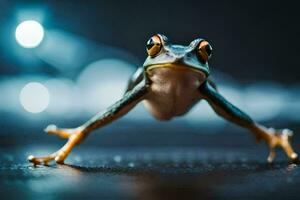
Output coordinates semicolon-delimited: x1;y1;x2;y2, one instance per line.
198;40;213;63
146;35;162;57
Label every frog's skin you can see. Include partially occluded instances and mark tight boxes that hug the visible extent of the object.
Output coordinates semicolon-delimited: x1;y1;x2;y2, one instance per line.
28;34;298;165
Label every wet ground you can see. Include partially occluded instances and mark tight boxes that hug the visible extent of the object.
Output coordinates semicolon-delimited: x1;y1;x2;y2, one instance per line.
1;121;300;199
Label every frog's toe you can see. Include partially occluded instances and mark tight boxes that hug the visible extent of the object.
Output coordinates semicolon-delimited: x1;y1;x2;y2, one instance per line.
28;153;56;166
44;124;73;139
267;149;276;163
28;149;70;166
266;128;298;163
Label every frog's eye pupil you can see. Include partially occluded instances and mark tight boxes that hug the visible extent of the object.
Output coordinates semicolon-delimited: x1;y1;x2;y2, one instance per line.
205;44;212;56
146;35;162;57
146;39;155;50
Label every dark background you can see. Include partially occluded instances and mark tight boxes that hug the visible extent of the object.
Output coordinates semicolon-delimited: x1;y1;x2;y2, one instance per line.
1;1;300;200
1;0;299;83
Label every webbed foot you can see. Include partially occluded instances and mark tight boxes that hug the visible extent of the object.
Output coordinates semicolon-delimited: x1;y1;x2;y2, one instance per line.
28;125;84;166
266;128;298;163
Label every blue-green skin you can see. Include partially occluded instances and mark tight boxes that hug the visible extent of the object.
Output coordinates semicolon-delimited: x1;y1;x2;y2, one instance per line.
144;38;210;76
28;34;298;166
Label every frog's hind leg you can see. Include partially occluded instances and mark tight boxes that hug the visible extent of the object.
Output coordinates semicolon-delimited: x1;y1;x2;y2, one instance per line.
199;81;298;163
28;81;149;165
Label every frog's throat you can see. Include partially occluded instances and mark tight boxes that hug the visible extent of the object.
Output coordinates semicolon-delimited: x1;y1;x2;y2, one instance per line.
145;64;209;76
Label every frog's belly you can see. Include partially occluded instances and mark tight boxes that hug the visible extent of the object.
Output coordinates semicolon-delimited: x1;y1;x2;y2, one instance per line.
143;67;206;120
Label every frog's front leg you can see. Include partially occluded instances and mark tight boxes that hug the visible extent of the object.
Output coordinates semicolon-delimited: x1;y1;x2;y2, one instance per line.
199;81;298;163
28;81;150;165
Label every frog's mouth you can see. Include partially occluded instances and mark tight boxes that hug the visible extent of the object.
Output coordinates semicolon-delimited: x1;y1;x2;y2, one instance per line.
145;63;208;76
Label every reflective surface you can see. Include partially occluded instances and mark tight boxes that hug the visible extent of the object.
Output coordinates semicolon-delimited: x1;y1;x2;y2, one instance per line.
1;122;299;200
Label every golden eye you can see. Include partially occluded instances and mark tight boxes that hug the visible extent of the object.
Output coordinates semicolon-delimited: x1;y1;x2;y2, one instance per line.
146;35;162;57
198;40;213;63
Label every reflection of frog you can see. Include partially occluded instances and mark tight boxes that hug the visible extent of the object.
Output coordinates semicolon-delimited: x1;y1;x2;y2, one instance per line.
28;34;298;165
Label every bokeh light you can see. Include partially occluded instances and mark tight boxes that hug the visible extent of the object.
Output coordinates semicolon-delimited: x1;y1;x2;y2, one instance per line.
19;82;50;113
15;20;44;48
77;59;134;111
45;78;77;115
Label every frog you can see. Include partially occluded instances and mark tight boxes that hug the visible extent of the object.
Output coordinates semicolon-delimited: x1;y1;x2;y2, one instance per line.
28;34;298;165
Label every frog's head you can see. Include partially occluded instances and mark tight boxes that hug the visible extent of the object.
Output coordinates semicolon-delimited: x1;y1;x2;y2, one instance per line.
143;34;212;77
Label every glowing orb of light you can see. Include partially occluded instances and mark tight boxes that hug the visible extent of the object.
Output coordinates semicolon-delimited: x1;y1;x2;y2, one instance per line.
19;82;50;113
15;20;44;48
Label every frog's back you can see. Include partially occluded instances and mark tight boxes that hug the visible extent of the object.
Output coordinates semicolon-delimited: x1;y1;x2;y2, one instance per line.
143;67;206;120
